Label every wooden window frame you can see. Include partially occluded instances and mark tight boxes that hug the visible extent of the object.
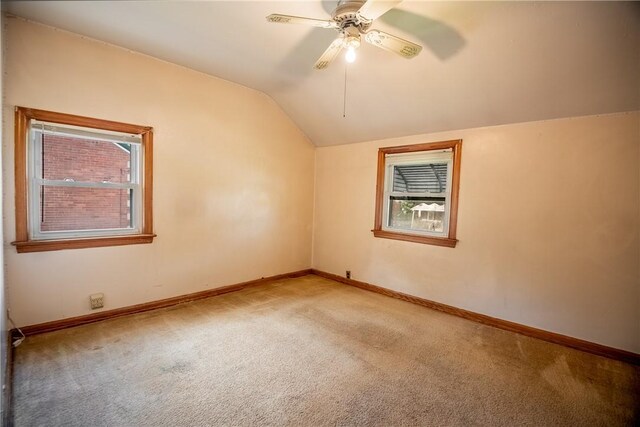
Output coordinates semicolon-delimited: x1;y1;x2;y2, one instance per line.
372;139;462;248
12;107;155;253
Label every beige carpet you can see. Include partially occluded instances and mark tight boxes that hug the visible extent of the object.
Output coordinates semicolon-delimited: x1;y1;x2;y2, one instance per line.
13;275;640;426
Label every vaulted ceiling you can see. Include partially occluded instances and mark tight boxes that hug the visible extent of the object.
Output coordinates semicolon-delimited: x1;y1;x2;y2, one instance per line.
4;1;640;146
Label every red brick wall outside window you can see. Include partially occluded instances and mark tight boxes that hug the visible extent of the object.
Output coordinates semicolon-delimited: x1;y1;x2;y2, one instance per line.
40;135;131;232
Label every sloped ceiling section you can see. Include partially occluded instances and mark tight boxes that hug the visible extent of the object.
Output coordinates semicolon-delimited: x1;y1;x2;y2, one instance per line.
5;1;640;146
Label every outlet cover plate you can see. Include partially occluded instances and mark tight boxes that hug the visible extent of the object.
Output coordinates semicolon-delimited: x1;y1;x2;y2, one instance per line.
90;293;104;309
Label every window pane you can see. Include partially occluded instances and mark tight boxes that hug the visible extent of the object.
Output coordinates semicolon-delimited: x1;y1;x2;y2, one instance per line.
41;133;133;184
40;186;133;232
388;196;445;233
392;163;448;193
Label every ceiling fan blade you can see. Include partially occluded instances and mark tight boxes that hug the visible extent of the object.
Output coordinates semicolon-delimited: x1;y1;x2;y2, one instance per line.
266;14;337;29
357;0;403;21
379;9;465;61
364;30;422;58
314;37;345;70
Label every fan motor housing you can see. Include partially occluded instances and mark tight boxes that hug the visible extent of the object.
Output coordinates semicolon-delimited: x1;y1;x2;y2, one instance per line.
332;0;372;32
333;0;365;16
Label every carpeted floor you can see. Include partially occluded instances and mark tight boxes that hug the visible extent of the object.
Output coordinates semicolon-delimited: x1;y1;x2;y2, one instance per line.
13;275;640;426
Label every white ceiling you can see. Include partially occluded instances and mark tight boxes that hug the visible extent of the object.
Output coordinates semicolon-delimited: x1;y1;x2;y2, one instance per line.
4;1;640;146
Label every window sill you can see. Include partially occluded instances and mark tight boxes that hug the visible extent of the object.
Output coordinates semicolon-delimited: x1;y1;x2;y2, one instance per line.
372;229;457;248
12;233;156;253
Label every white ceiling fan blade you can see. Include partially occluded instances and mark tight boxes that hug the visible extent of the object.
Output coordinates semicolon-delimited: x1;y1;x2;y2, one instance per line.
364;30;422;58
314;37;345;70
357;0;403;21
266;14;337;29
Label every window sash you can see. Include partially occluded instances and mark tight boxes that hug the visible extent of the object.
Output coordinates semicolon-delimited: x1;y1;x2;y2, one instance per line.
385;148;452;164
31;120;142;144
27;124;144;240
382;155;454;238
33;179;137;190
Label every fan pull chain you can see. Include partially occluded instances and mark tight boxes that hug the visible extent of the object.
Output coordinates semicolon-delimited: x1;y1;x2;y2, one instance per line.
343;64;348;118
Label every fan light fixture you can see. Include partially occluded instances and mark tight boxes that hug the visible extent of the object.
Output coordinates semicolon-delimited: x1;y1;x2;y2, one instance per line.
343;30;360;63
345;46;357;63
266;0;422;70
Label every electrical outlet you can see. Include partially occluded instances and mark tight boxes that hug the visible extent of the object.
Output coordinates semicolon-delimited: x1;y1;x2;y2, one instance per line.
346;270;351;279
90;293;104;310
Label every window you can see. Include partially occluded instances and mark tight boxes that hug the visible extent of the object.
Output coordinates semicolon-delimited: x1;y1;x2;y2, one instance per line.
373;140;462;247
13;107;155;253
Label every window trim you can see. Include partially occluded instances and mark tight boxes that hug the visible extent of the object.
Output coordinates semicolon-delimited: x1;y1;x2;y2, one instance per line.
372;139;462;248
12;107;155;253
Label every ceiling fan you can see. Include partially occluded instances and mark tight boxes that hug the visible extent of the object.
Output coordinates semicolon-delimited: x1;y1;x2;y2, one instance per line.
266;0;422;70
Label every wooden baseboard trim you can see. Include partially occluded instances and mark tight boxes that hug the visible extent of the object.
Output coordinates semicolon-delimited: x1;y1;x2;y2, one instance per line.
20;269;312;336
310;269;640;366
16;268;639;365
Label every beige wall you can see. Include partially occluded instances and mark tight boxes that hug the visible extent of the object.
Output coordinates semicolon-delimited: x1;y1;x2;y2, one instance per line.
2;18;315;326
313;112;640;353
3;17;639;355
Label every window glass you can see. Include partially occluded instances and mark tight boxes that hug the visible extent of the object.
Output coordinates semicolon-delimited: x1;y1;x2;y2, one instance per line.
388;198;445;233
29;121;142;240
388;161;448;233
384;153;452;237
40;133;134;184
40;186;133;232
392;163;448;193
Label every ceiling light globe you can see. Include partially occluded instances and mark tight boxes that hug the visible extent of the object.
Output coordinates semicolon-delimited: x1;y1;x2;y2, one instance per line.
345;47;356;63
